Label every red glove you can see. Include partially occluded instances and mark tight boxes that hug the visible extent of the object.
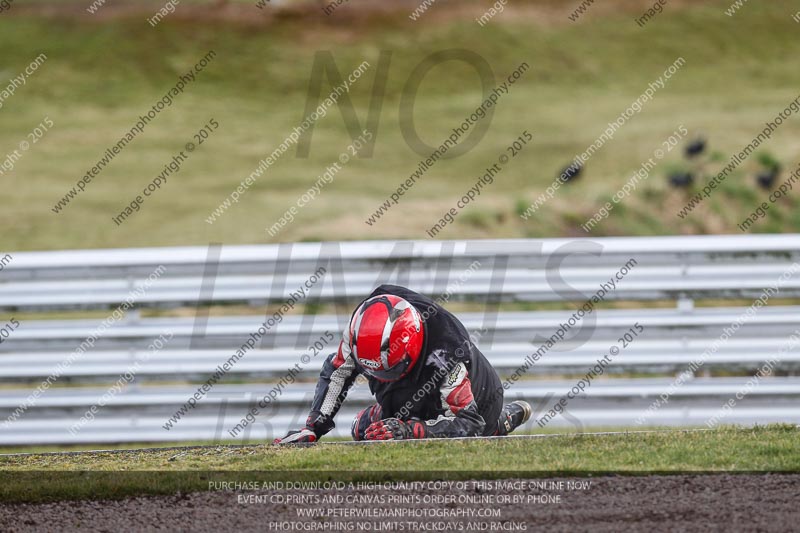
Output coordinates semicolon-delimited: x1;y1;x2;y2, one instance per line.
364;418;428;441
273;427;317;445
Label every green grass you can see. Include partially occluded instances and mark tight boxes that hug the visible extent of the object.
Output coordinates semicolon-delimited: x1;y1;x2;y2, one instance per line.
1;1;799;251
0;425;624;455
1;426;798;502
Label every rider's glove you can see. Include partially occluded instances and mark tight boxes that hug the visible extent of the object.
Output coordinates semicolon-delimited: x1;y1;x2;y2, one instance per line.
364;418;428;441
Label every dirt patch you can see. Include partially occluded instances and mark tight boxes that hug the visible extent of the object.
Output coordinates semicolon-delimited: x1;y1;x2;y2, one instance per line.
1;474;797;532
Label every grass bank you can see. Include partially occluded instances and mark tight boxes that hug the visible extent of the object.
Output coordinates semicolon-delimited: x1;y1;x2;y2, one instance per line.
0;426;797;502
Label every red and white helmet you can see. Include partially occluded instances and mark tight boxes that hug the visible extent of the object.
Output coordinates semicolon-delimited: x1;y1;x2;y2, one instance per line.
349;295;425;382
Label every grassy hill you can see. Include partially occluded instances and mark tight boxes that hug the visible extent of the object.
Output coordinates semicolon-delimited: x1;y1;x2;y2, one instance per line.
1;0;799;251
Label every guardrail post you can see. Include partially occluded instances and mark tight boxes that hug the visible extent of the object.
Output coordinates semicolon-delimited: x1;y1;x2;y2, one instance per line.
291;241;348;350
677;297;694;312
258;242;295;350
189;243;222;349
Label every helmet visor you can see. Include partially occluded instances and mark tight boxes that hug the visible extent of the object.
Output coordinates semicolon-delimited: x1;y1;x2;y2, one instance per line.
358;353;413;382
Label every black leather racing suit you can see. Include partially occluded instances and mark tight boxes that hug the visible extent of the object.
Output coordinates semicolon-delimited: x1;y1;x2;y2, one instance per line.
304;284;504;439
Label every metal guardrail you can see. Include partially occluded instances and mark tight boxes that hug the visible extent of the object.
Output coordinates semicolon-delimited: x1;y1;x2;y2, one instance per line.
1;235;799;445
4;305;800;349
2;306;799;381
2;378;799;444
3;340;799;380
2;328;800;380
2;235;800;311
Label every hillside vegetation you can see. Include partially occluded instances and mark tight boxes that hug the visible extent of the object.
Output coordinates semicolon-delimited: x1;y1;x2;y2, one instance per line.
0;0;799;251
